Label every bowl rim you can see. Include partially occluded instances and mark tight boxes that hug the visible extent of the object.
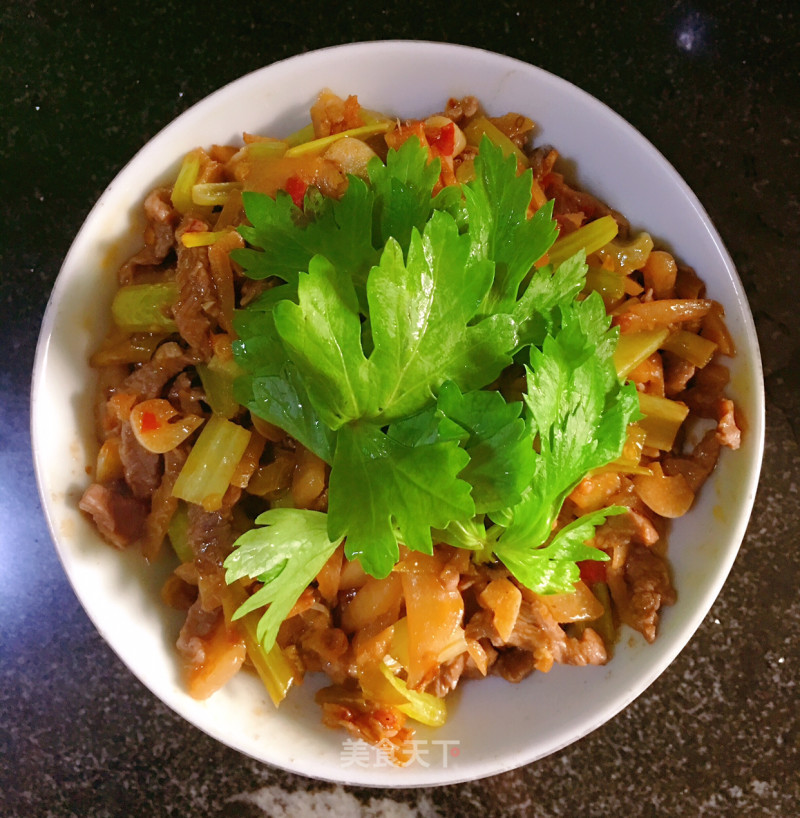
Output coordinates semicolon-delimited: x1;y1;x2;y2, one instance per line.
31;39;765;787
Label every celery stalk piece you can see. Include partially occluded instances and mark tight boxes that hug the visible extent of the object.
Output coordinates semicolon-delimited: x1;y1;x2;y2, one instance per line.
284;123;315;148
221;585;295;706
614;328;670;379
111;282;178;332
359;109;394;126
180;230;230;248
172;415;252;511
196;356;241;419
584;265;625;307
167;502;193;563
284;121;394;158
245;140;289;160
463;117;529;166
191;181;243;207
171;151;201;214
378;661;447;727
588;581;616;649
637;392;690;450
549;215;619;268
662;329;718;368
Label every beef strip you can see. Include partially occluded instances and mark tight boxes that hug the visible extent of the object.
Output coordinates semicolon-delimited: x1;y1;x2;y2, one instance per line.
118;188;179;284
117;341;199;401
622;543;676;643
119;421;161;500
173;224;219;359
78;482;148;549
176;597;222;666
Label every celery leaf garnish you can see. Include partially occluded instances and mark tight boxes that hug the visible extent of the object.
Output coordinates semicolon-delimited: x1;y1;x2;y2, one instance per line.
273;255;372;430
494;508;618;595
227;132;633;603
233;285;336;462
328;422;474;578
488;292;640;590
463;137;559;315
224;509;342;651
366;211;515;423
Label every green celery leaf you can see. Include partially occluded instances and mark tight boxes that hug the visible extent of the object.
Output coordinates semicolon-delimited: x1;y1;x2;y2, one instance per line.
328;422;474;578
512;252;589;348
224;508;342;650
233;192;313;283
273;255;372;430
234;181;377;287
368;137;442;252
367;211;516;422
435;382;535;514
464;137;558;315
232;292;336;462
490;291;639;590
494;507;619;595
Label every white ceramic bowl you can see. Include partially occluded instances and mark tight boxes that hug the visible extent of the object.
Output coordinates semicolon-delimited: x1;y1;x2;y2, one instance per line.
32;41;764;786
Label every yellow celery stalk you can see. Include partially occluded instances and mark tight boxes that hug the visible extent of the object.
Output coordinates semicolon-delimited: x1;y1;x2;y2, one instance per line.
662;329;718;368
172;415;251;511
549;215;619;268
285;121;394;157
463;116;529;166
614;328;670;379
378;661;447;727
221;584;295;706
171;150;202;214
637;393;690;450
191;181;243;207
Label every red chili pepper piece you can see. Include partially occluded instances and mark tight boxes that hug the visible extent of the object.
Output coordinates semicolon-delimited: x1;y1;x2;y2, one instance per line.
140;411;160;433
577;559;607;586
284;175;308;209
428;122;455;156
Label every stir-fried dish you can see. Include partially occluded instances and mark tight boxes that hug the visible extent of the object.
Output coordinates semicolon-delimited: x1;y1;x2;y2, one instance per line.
79;91;741;764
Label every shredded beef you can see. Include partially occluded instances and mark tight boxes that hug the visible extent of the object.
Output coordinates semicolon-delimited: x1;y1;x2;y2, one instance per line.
716;397;742;449
119;421;161;500
174;238;216;359
425;654;468;697
117;342;198;401
663;350;697;397
79;482;148;548
142;445;188;562
167;371;206;416
176;597;221;666
506;595;607;669
185;501;239;606
623;543;677;643
118;188;178;284
493;648;541;683
544;174;630;236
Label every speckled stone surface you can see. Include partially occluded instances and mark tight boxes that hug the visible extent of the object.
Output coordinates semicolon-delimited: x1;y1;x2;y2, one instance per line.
2;2;798;815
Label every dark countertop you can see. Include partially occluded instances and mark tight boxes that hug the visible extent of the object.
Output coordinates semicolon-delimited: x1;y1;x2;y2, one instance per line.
2;2;798;815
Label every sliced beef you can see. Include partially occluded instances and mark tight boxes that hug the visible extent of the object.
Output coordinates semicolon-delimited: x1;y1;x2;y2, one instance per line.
176;597;222;667
544;173;630;236
118;188;179;284
622;543;677;643
79;482;148;549
120;421;161;500
173;230;217;359
424;653;468;697
117;341;198;401
142;445;189;562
